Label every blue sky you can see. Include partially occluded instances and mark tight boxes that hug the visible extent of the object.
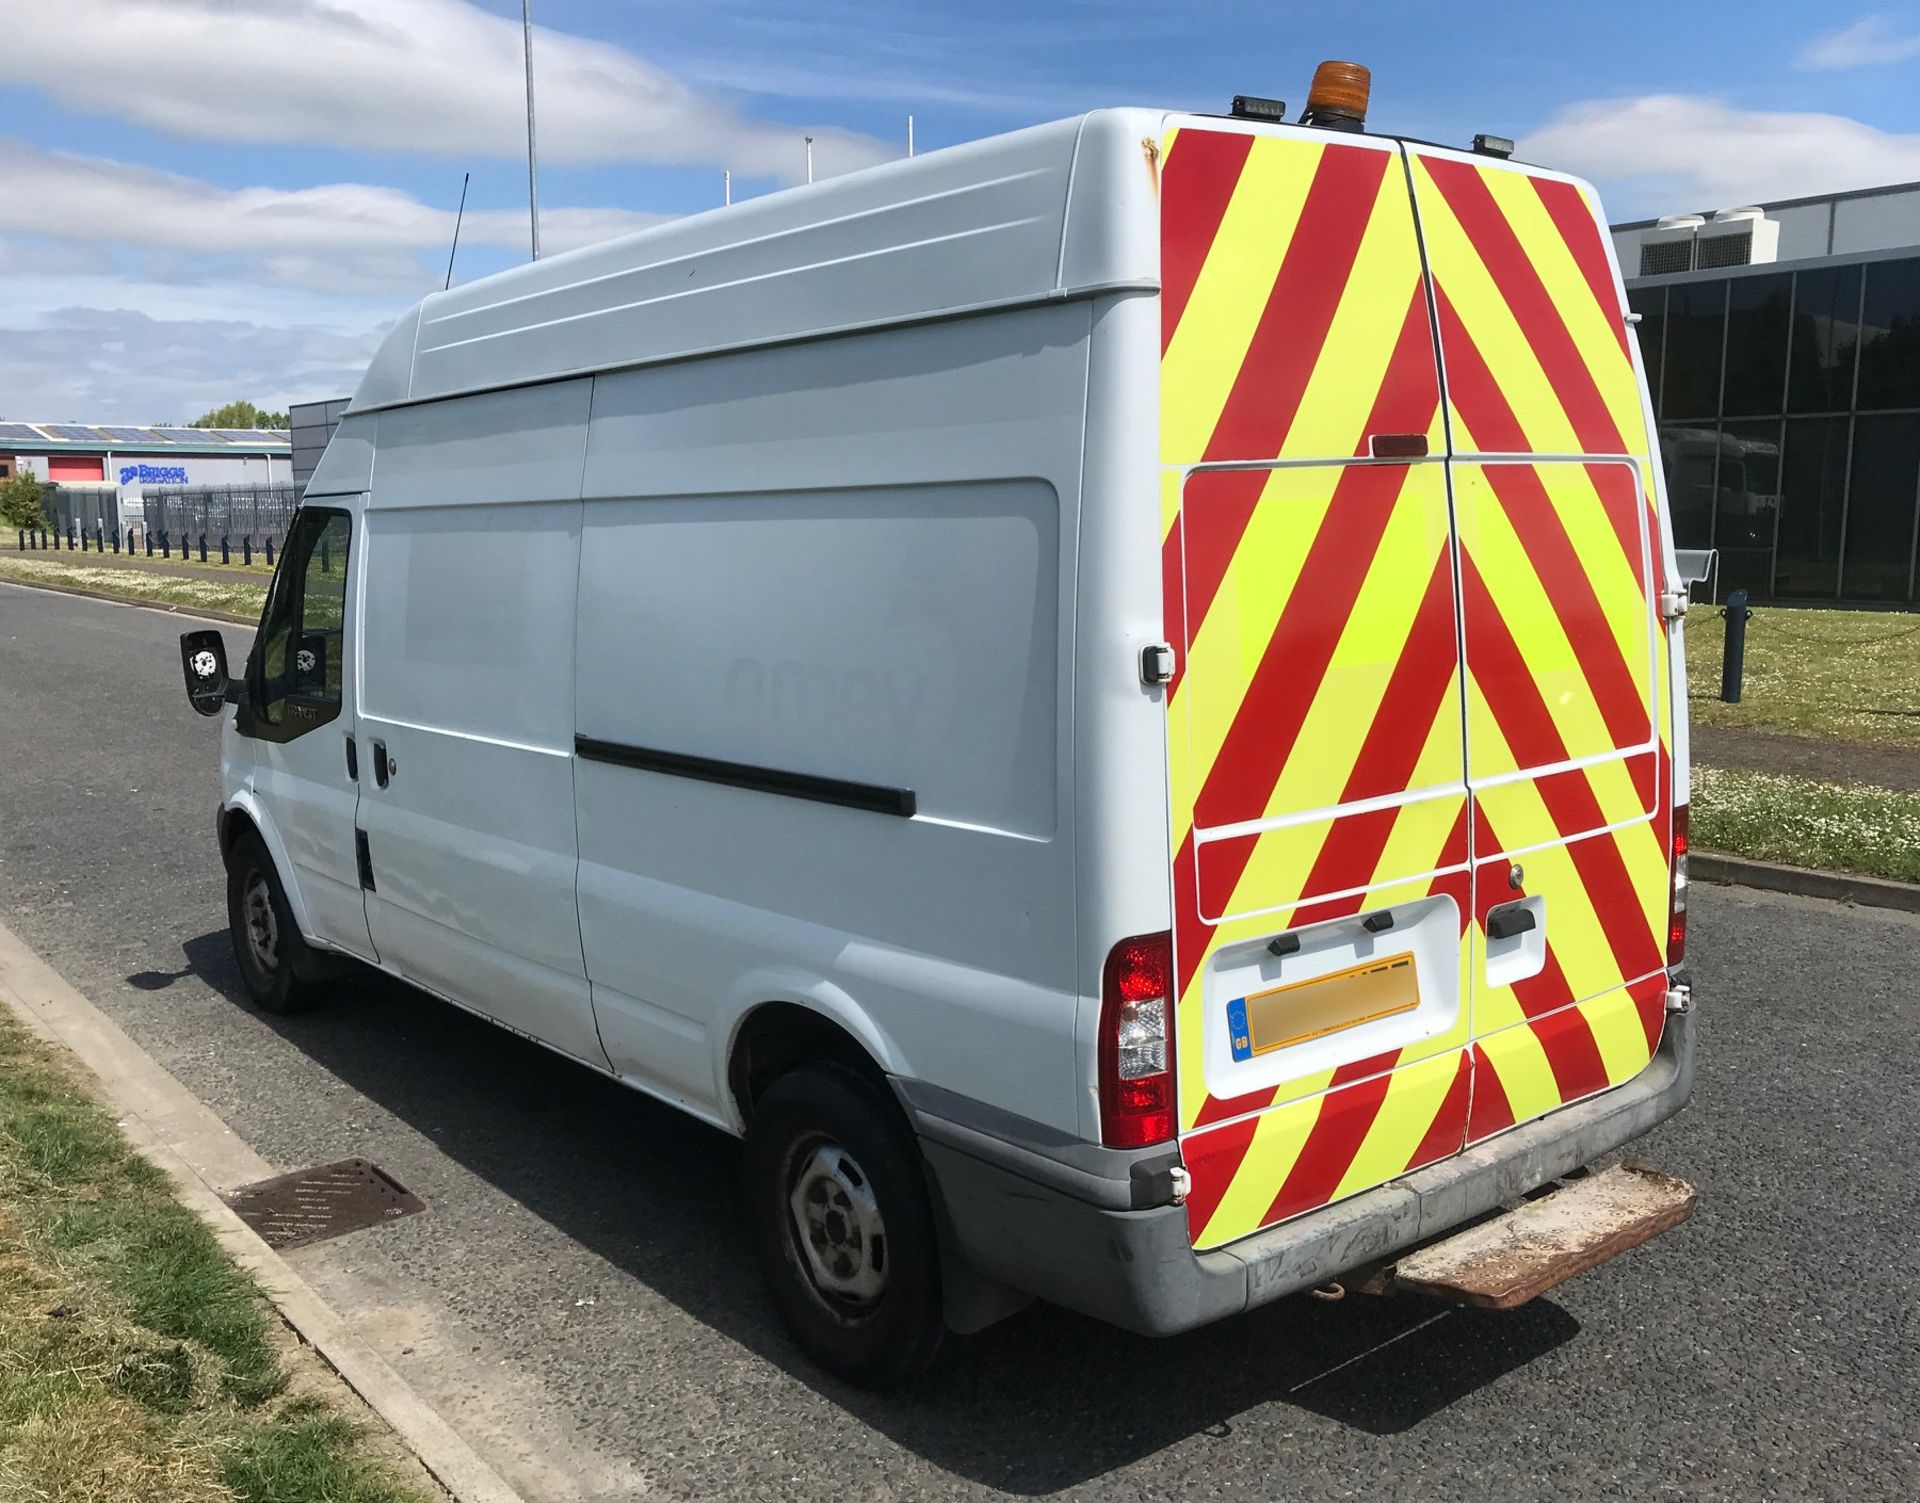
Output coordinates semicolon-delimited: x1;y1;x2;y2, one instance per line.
2;0;1918;421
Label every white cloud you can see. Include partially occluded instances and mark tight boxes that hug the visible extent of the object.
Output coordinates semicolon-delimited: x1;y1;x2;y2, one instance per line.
1798;15;1920;69
1518;94;1920;213
0;138;664;295
0;139;673;420
5;0;888;181
0;305;385;423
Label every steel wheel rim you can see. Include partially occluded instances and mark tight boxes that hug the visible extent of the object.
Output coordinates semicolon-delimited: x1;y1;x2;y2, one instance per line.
785;1137;888;1317
242;870;279;974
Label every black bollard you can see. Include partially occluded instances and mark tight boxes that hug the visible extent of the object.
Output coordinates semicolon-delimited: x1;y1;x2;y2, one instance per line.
1719;588;1751;704
95;525;104;552
145;529;153;556
265;536;274;568
66;524;76;550
242;536;252;566
320;537;330;574
80;527;89;552
221;534;230;564
199;533;208;563
15;530;22;551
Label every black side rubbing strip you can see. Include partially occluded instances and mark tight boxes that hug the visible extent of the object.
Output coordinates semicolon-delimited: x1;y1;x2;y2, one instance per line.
575;736;917;818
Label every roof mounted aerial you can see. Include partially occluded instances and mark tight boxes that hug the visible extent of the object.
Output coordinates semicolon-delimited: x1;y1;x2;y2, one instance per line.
1298;60;1370;132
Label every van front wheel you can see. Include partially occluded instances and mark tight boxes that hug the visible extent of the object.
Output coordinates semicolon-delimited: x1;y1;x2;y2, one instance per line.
225;829;324;1015
744;1064;945;1388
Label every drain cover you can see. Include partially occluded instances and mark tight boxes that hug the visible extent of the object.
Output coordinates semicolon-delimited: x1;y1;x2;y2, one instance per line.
226;1158;425;1251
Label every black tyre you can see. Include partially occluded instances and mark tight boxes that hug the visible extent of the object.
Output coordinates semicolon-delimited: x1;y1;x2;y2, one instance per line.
224;828;325;1015
744;1063;945;1388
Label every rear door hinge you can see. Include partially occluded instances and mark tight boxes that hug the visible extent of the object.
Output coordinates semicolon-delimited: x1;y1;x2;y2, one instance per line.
1141;642;1177;686
1659;589;1690;621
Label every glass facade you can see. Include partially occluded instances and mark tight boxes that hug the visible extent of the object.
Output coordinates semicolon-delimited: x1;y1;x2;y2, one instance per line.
1631;252;1920;607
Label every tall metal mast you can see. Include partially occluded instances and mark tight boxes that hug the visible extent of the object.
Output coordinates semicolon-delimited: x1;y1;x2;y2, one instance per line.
522;0;541;259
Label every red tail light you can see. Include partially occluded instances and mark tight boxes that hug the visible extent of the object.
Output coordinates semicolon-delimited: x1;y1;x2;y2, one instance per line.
1099;932;1175;1147
1668;804;1689;966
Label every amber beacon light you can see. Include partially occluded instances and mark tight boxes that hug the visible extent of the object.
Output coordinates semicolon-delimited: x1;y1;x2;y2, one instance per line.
1303;59;1371;131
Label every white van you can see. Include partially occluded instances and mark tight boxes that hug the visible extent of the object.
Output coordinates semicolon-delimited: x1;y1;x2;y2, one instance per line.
182;77;1697;1387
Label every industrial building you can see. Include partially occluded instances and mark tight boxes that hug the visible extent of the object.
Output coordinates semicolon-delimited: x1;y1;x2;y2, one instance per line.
1613;181;1920;607
0;421;291;531
289;397;351;495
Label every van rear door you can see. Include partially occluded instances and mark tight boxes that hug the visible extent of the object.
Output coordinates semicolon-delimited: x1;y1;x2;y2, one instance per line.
1159;121;1475;1253
1402;146;1675;1145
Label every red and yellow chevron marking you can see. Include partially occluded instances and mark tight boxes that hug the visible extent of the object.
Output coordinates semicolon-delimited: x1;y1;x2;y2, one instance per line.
1160;127;1471;1252
1160;130;1677;1251
1407;148;1676;1145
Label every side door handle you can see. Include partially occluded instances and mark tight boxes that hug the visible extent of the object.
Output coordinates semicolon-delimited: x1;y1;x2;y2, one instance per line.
344;734;359;782
371;739;389;789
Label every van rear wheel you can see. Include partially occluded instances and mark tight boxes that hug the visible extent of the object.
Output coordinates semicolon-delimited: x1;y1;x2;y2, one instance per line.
744;1064;945;1388
225;829;325;1015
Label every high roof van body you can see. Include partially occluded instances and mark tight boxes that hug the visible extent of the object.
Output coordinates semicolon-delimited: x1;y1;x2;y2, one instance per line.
183;103;1697;1386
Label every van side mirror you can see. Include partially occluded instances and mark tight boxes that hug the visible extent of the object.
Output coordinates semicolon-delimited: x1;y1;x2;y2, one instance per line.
179;629;234;717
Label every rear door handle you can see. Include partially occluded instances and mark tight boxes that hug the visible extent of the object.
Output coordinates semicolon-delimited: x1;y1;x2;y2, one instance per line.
344;734;358;782
1486;901;1537;941
371;739;389;789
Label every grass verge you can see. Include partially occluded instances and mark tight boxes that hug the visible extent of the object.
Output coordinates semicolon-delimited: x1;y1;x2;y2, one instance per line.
1689;605;1920;746
1692;764;1920;884
0;1010;430;1503
0;554;267;618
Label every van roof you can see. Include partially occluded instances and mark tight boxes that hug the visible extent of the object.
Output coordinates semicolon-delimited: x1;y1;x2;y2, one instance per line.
351;111;1166;413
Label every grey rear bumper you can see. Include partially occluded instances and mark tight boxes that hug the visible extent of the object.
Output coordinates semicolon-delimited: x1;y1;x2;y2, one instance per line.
909;1007;1696;1336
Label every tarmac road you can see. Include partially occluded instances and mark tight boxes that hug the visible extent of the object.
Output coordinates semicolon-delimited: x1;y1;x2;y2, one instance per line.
2;579;1917;1502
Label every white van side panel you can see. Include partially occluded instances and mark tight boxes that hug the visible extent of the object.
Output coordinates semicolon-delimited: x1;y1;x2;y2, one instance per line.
573;305;1088;1130
1068;290;1176;1142
355;385;604;1068
577;483;1058;837
369;382;590;508
303;414;377;498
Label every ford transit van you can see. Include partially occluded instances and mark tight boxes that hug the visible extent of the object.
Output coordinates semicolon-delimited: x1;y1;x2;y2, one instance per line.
181;78;1697;1388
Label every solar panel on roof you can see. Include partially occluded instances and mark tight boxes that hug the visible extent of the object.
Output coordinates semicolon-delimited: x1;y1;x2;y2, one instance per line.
100;426;163;443
156;427;229;443
43;424;104;441
0;423;44;443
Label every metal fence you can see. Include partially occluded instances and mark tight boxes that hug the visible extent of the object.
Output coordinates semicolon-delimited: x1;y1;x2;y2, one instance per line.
11;479;303;562
41;485;120;539
142;483;300;552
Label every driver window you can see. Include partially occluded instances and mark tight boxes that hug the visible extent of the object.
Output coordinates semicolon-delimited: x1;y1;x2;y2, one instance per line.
253;508;351;735
294;514;351;700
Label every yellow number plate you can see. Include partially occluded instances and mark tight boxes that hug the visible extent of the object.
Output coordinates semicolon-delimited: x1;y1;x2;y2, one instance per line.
1227;954;1419;1061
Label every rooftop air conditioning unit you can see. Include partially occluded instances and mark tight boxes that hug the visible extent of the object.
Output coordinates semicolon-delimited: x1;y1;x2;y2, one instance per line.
1639;215;1705;277
1695;207;1779;269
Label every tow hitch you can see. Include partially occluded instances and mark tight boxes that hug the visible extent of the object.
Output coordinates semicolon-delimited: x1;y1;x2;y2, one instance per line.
1378;1161;1695;1309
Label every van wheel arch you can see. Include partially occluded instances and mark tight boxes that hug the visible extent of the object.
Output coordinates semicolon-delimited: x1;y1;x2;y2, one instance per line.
218;806;261;858
728;1002;895;1128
